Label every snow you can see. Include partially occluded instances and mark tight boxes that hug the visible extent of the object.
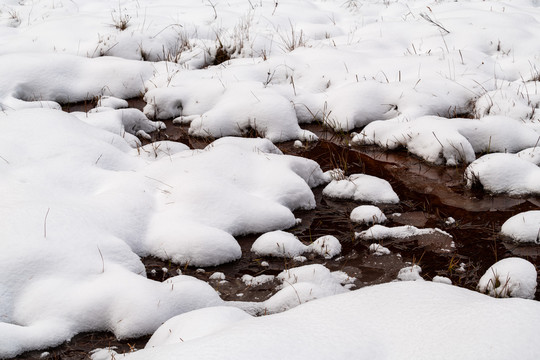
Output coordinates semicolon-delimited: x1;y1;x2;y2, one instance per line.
369;243;391;256
209;272;226;281
501;211;540;244
307;235;342;259
251;233;342;259
322;173;399;204
350;205;387;224
356;225;451;240
2;0;540;357
144;306;252;347
0;53;154;110
352;115;540;166
397;265;424;281
432;276;452;285
465;151;540;195
0;109;326;357
263;264;352;314
241;274;275;287
251;230;308;258
477;258;537;300
103;281;540;360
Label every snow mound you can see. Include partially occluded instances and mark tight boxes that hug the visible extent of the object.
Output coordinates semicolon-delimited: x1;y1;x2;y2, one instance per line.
144;306;252;348
251;231;308;258
75;108;165;140
477;258;537;299
0;53;154;110
501;211;540;244
369;243;391;256
209;272;226;281
307;235;342;259
323;173;399;204
352;115;539;166
241;274;275;287
144;138;327;267
119;281;540;360
356;225;451;240
96;96;128;109
188;84;319;143
433;276;452;285
264;264;353;314
350;205;387;224
465;152;540;196
474;83;540;122
397;265;424;281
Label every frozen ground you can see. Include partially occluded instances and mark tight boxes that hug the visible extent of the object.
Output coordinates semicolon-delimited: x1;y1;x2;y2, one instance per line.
1;0;539;359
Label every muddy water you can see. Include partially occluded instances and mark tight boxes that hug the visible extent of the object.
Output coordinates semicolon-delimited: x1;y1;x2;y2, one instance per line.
16;101;540;359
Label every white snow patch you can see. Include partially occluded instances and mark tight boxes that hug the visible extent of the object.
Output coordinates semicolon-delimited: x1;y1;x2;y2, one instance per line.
241;274;275;287
356;225;451;240
96;96;128;109
433;276;452;285
397;265;423;282
209;272;226;281
323;174;399;204
477;258;537;300
251;231;308;258
465;152;540;195
353;115;540;166
263;264;351;314
145;306;252;348
369;243;391;256
350;205;387;224
308;235;342;259
501;211;540;244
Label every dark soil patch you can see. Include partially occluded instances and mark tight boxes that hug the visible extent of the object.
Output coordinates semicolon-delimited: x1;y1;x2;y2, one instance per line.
14;332;149;360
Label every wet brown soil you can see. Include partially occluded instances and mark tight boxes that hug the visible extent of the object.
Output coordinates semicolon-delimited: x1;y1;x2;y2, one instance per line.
13;100;540;359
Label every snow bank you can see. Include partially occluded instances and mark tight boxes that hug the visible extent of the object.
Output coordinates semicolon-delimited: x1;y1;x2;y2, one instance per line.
155;82;319;143
116;281;540;360
352;115;540;165
501;211;540;244
477;258;537;299
0;53;154;110
323;173;399;204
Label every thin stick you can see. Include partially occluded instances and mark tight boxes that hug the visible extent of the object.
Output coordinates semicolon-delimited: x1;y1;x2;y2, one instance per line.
44;208;50;238
419;13;450;34
97;246;105;273
432;131;444;148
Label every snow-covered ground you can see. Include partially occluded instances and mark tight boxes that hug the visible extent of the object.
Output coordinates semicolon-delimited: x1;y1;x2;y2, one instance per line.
1;0;540;358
